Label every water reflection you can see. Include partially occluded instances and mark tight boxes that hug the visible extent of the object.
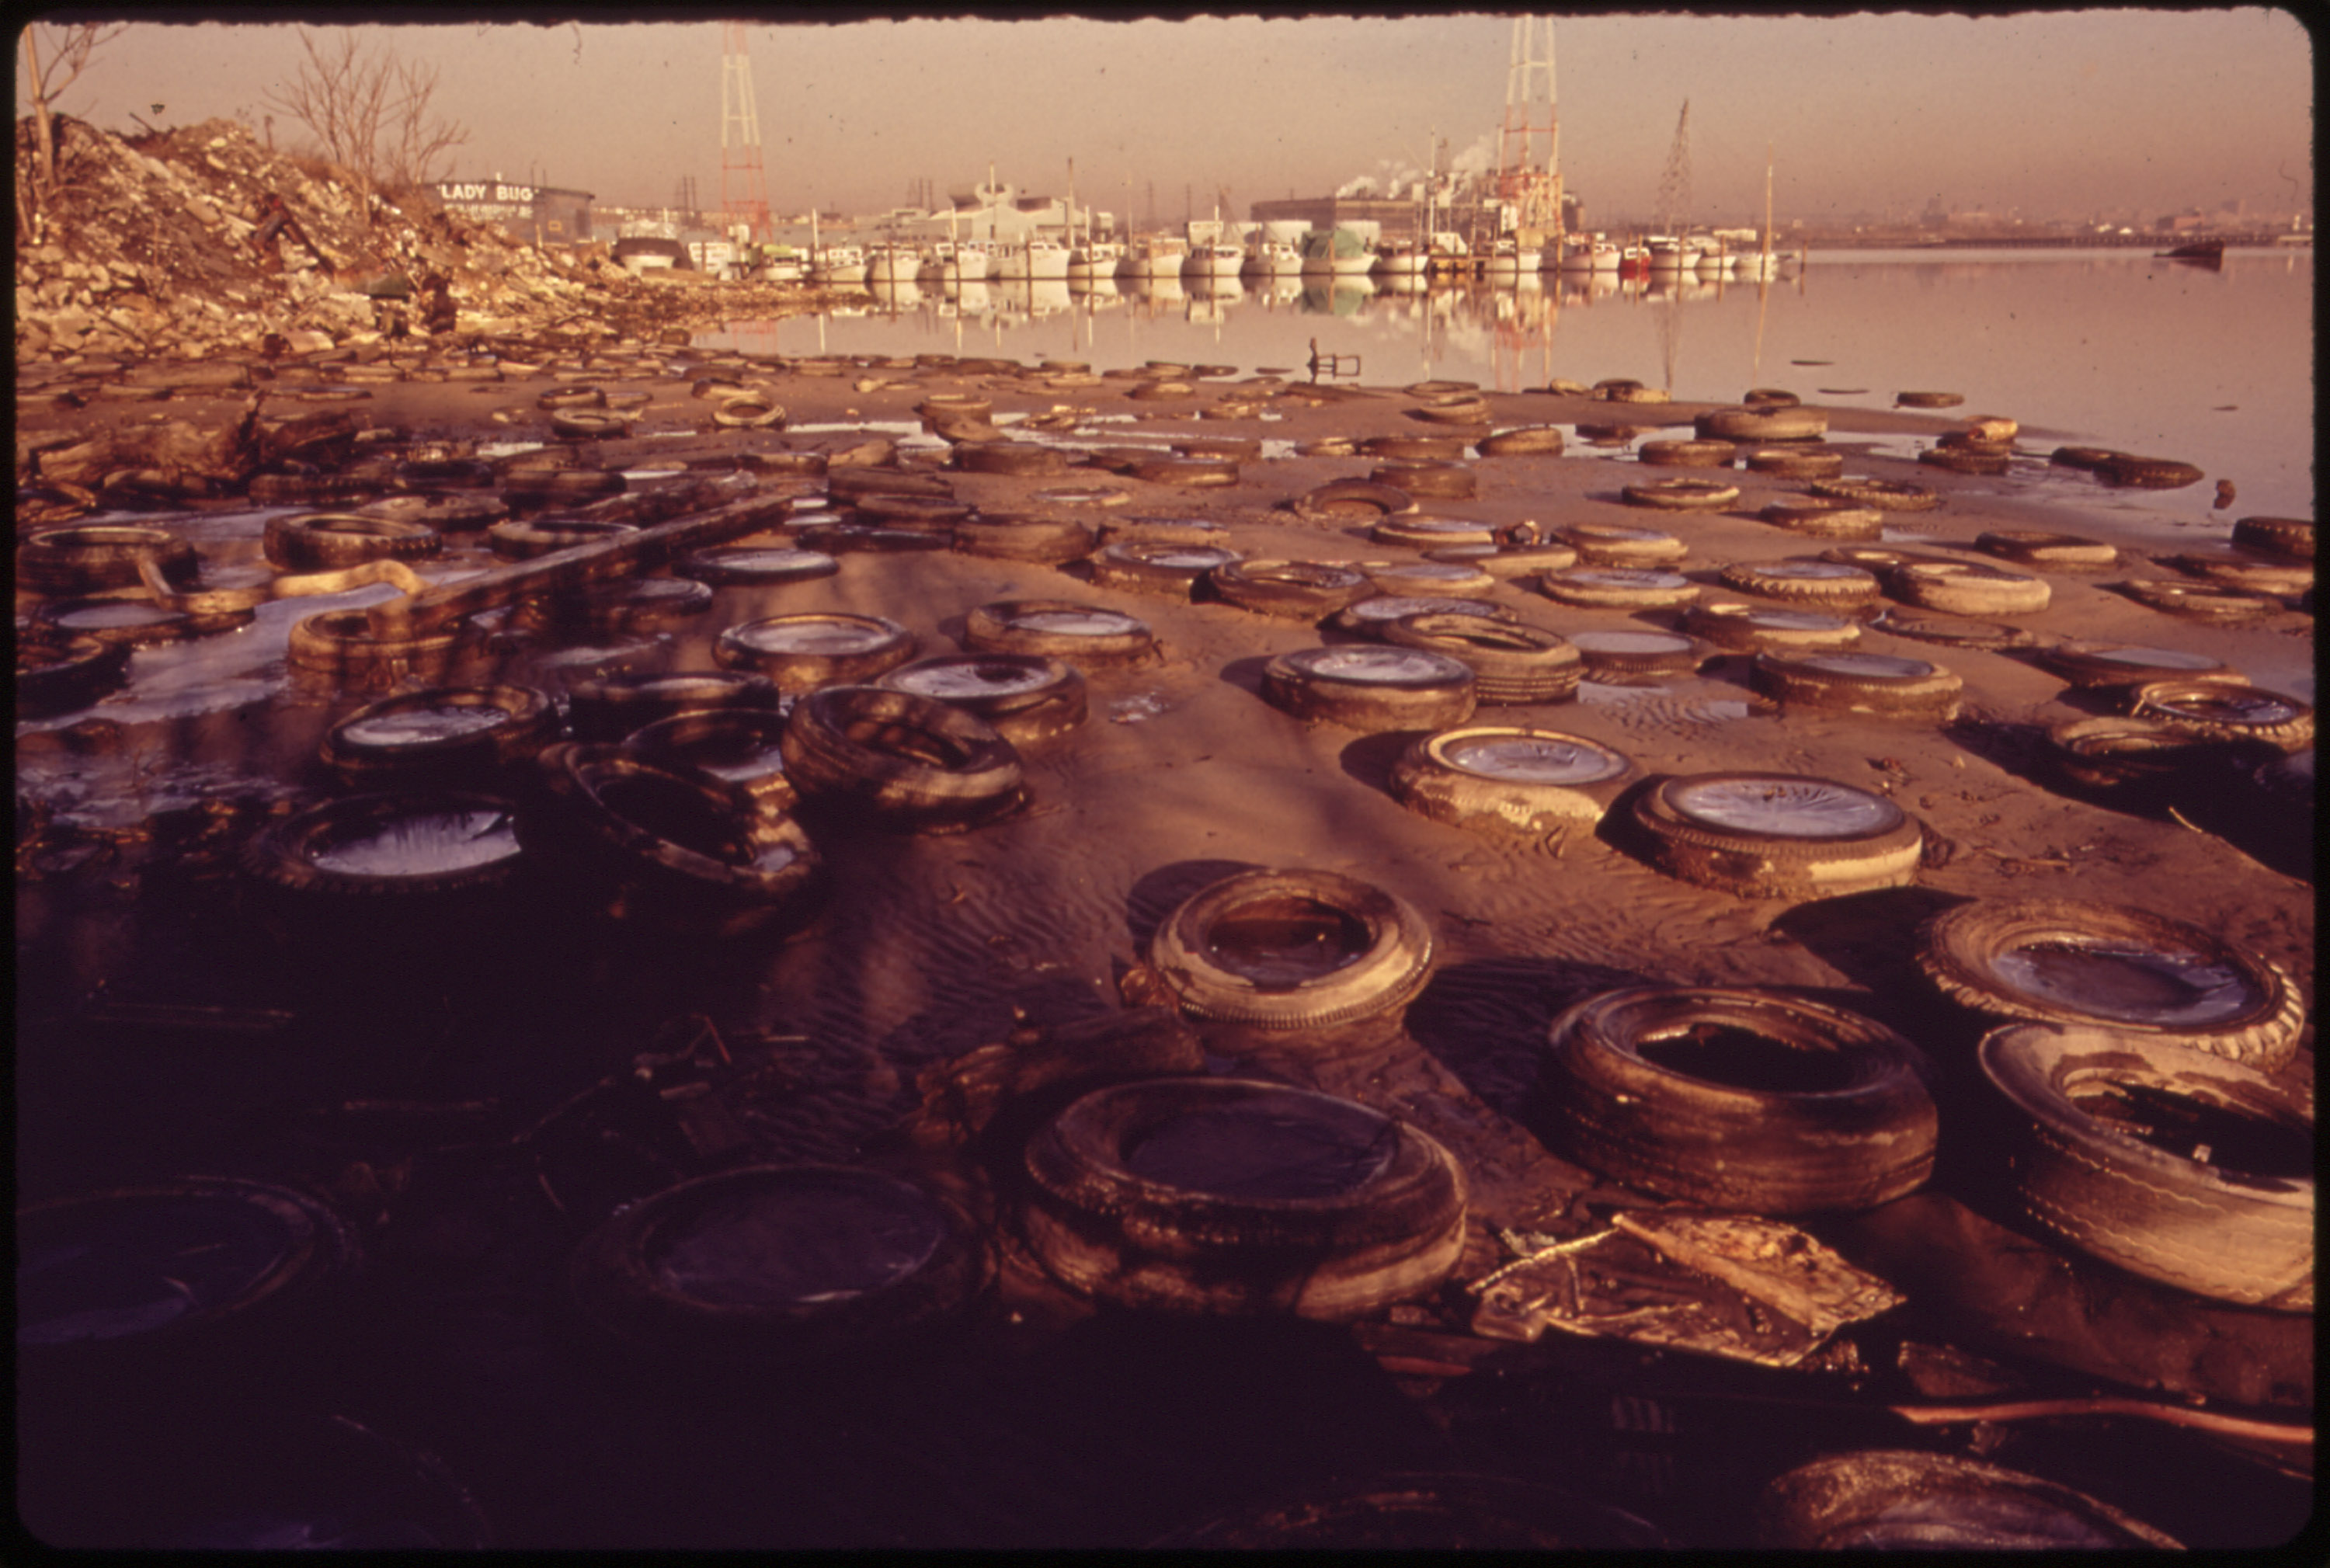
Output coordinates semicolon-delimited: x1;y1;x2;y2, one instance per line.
701;247;2311;516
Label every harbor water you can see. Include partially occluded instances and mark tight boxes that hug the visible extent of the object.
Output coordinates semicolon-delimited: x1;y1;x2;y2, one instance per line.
699;246;2314;523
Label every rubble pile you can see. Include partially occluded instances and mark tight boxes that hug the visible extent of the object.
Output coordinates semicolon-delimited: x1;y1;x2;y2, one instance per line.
12;113;844;363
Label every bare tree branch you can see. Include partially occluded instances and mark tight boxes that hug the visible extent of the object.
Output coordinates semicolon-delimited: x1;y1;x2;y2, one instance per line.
20;22;128;203
259;27;467;225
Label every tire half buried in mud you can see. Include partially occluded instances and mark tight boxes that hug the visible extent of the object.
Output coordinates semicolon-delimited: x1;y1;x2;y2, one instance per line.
1976;1023;2313;1310
1626;772;1925;899
321;684;558;789
1389;726;1633;833
1018;1076;1467;1319
780;685;1026;833
875;653;1087;746
1913;899;2304;1069
1535;986;1939;1214
521;744;822;937
1259;646;1478;732
1147;867;1435;1030
962;600;1156;665
565;1165;990;1371
1756;1451;2183;1549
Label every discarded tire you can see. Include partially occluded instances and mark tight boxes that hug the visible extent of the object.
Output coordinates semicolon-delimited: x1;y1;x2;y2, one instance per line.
1974;529;2116;568
18;525;200;595
1477;426;1567;457
1536;986;1938;1213
1914;899;2304;1069
286;608;471;687
1329;596;1515;636
2096;454;2203;489
1358;560;1499;597
1565;628;1705;683
1019;1076;1467;1319
1549;522;1686;567
624;706;797;810
1717;559;1882;608
1745;447;1846;482
2127;679;2312;752
876;653;1087;746
1622;477;1740;510
1424;542;1580;580
16;1178;356;1369
1389;726;1633;833
1148;867;1435;1029
1885;560;2051;615
263;513;442;572
715;612;920;689
563;671;781;744
509;575;714;637
1260;646;1477;732
321;683;558;788
1292;481;1415;521
962;600;1156;665
1636;438;1739;468
1370;516;1499;549
357;492;508;533
1377;613;1583;704
2165;551;2312;597
1894;391;1965;409
1683;602;1860;654
1810;477;1942;513
1697;405;1828;442
2231;516;2313;559
1089;541;1243;598
1757;1451;2182;1550
485;516;639;561
1760;498;1882;539
1751;651;1963;719
951;513;1095;565
1627;772;1924;899
2038;644;2236;694
1917;445;2010;476
566;1165;989;1368
16;632;130;718
2045;716;2255;800
1865;608;2030;650
1978;1024;2312;1309
1130;456;1240;488
1208;559;1373;619
522;744;821;934
2115;579;2277;620
847;492;974;530
781;685;1025;832
1536;568;1699;609
1370;462;1475;500
243;791;527;923
674;545;840;587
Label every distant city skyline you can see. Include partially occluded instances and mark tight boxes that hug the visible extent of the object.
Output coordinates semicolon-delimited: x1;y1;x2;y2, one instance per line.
23;12;2314;228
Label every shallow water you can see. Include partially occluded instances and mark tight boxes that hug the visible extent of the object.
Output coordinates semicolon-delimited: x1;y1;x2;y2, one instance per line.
650;1177;945;1306
890;662;1052;699
339;704;513;749
17;1194;293;1346
305;809;520;878
1991;943;2257;1027
706;249;2311;518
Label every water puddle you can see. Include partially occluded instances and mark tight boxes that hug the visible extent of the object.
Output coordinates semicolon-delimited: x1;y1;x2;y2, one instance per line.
1108;693;1170;724
650;1177;944;1306
730;620;894;654
1125;1097;1397;1199
1991;943;2259;1027
1014;609;1143;637
1202;896;1371;986
1308;648;1461;683
17;1193;294;1346
888;662;1053;699
304;808;520;878
339;704;514;749
1442;733;1627;784
1667;777;1901;837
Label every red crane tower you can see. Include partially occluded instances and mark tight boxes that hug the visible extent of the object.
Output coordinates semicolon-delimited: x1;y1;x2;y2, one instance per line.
719;23;773;240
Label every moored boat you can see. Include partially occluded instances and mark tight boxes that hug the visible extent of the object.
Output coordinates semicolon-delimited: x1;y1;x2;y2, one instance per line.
1298;227;1375;277
864;241;923;286
1067;239;1124;285
1372;236;1428;278
1242;237;1302;275
809;245;869;287
1120;234;1192;280
1183;241;1246;280
995;237;1072;283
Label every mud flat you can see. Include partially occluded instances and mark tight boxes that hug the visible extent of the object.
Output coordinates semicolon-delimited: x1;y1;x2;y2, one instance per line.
13;347;2314;1549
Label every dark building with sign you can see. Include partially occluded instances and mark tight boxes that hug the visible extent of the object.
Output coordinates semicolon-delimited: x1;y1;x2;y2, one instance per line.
433;179;594;245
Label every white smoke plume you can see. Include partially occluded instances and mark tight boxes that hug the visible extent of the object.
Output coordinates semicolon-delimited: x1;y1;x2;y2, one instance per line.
1338;158;1431;202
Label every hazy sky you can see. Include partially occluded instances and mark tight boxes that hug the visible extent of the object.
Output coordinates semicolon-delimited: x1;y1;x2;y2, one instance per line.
23;10;2314;224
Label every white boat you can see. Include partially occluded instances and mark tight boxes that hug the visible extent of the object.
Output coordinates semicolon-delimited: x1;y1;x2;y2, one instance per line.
1557;233;1621;273
916;240;958;283
1372;237;1428;278
1734;248;1781;281
1120;235;1191;280
864;242;922;286
1424;231;1473;277
809;245;868;287
995;237;1072;283
1299;228;1375;277
1067;240;1123;285
949;238;1001;283
1484;239;1541;277
1184;241;1245;280
1646;235;1690;271
1242;237;1302;276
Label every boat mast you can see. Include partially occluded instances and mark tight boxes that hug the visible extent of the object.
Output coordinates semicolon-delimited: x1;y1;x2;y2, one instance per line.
1762;142;1774;263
